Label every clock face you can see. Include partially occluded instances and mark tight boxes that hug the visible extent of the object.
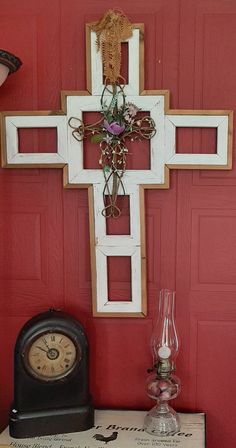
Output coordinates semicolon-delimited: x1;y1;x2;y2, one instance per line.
25;332;80;381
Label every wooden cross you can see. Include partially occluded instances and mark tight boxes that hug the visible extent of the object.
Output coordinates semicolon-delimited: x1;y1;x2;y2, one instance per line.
1;23;233;317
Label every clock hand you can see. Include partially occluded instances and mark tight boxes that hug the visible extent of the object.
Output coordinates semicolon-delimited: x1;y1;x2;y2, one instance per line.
42;337;50;351
36;346;48;353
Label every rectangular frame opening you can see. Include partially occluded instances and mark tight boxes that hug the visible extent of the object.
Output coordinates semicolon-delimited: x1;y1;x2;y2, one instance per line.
82;111;151;170
176;127;217;154
18;128;57;153
106;195;130;235
107;255;132;301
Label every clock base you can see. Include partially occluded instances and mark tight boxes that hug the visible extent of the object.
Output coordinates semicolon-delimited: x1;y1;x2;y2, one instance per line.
9;402;94;438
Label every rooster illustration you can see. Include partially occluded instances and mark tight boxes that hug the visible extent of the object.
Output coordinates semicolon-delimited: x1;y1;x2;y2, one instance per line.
93;431;118;444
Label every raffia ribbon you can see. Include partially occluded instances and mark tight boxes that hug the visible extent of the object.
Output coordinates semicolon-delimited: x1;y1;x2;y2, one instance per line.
91;9;133;84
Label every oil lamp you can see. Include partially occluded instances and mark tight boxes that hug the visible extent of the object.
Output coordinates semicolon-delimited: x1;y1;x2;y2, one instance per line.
144;289;181;436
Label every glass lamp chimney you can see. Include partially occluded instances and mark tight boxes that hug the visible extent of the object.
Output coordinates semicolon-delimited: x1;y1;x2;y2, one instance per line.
151;289;179;372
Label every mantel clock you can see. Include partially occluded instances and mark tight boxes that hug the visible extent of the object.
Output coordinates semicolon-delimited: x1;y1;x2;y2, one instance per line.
9;309;94;438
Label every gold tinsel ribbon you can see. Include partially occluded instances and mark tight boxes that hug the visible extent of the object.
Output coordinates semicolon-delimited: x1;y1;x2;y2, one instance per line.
91;9;133;84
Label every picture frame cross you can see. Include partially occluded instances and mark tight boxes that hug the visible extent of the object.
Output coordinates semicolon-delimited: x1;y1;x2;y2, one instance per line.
1;19;233;317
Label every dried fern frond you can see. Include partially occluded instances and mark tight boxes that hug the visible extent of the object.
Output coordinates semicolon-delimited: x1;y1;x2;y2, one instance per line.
91;9;133;84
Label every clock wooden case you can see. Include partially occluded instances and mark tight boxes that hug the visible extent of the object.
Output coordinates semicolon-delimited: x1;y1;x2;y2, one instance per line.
9;309;94;438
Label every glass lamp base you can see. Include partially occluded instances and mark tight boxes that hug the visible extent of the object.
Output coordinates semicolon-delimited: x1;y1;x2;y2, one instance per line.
144;403;180;436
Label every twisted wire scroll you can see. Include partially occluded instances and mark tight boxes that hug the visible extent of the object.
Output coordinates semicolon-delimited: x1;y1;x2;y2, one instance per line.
69;82;156;218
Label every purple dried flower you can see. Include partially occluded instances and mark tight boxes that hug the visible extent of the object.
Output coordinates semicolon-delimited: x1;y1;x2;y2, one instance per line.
104;120;125;135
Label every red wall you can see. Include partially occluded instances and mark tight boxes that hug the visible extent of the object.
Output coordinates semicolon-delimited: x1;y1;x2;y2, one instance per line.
1;1;236;447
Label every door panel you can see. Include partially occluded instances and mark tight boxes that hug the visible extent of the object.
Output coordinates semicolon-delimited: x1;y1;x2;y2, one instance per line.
0;1;235;446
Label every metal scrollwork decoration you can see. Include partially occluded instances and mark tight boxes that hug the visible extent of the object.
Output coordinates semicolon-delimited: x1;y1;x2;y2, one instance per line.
69;10;156;218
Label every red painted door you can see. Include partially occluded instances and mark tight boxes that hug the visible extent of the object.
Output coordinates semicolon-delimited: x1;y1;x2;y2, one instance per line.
0;1;235;447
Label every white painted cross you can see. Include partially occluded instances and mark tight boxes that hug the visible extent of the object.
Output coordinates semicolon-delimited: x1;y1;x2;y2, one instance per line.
1;24;233;317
